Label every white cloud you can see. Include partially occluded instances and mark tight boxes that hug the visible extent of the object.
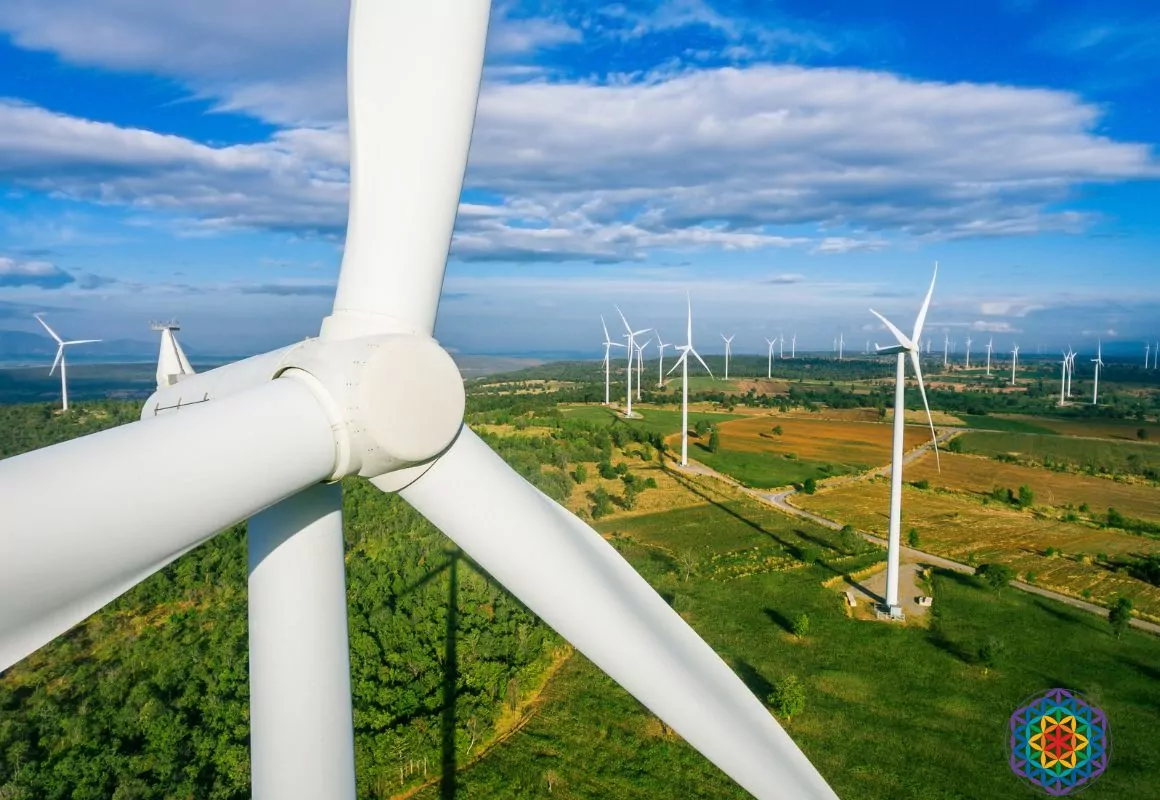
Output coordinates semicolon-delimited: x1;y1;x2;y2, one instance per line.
767;273;805;284
970;320;1022;333
0;6;1156;264
978;301;1045;317
0;256;74;288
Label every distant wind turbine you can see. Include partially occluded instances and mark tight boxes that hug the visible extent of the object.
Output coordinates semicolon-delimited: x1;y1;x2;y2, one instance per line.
985;338;993;376
635;336;650;401
964;337;972;370
1059;351;1068;406
838;332;844;361
669;295;713;466
943;334;949;368
778;330;785;359
34;314;101;411
1092;341;1104;405
790;333;797;359
616;307;649;418
764;338;776;379
869;263;941;617
600;316;625;406
655;333;670;387
1147;342;1152;369
1010;344;1020;386
720;334;735;379
1065;348;1075;397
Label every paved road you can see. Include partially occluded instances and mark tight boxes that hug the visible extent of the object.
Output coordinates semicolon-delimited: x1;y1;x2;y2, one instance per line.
672;433;1160;637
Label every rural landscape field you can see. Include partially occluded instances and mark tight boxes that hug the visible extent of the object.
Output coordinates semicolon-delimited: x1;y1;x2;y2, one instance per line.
3;350;1158;799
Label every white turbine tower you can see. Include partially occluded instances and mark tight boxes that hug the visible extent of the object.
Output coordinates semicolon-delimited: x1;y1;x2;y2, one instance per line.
1010;344;1020;385
616;307;650;418
655;333;671;387
869;264;941;617
791;333;797;359
964;336;972;369
1092;341;1104;405
1147;342;1151;368
721;333;735;379
1066;348;1076;397
600;316;625;406
0;6;840;800
1059;351;1068;406
943;333;949;368
33;314;101;412
778;329;785;359
985;338;993;376
151;320;195;389
669;295;713;468
765;337;776;379
838;332;844;361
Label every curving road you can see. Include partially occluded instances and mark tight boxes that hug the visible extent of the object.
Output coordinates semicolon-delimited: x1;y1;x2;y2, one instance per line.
673;431;1160;636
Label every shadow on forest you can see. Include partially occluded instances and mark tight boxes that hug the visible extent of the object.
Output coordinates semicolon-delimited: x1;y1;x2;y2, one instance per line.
398;549;462;799
763;607;794;635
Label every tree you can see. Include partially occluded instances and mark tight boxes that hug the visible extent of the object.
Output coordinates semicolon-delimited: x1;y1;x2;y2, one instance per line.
768;675;806;723
772;425;783;436
1138;428;1149;441
907;528;920;548
707;429;721;453
977;562;1013;590
977;637;1004;673
1017;485;1035;508
694;419;710;437
1109;596;1133;639
571;463;588;484
591;487;614;519
792;613;810;638
802;477;817;494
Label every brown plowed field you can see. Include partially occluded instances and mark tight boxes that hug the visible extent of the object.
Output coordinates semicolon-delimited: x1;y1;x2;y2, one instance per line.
716;415;930;468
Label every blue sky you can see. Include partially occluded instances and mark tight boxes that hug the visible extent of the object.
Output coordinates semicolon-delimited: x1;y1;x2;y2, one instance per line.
0;0;1157;358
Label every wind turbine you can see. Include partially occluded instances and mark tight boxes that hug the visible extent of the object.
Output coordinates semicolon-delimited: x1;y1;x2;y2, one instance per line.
1065;348;1076;397
764;337;776;378
635;336;650;401
943;334;949;368
720;333;735;379
869;264;941;617
1010;344;1020;385
669;295;713;468
0;5;839;800
616;307;649;417
790;332;797;359
151;320;195;389
778;329;785;359
865;339;870;356
838;332;844;361
1092;341;1104;405
1147;342;1152;369
985;338;993;376
655;333;670;387
600;316;625;405
1059;351;1068;406
964;337;972;370
33;313;101;411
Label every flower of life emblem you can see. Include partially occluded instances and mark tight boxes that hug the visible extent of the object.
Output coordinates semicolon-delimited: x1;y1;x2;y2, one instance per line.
1009;688;1110;795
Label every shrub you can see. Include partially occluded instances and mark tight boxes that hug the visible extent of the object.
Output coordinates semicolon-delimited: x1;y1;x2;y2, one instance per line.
772;425;783;436
1017;485;1035;508
572;463;588;484
598;460;617;480
707;429;721;453
694;419;710;437
1138;428;1149;441
1109;597;1133;638
907;528;921;548
976;563;1013;590
792;613;810;638
911;479;930;490
802;477;817;495
768;675;806;723
590;487;614;519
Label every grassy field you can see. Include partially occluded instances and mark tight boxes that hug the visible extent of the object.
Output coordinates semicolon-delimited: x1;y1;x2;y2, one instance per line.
956;431;1160;475
415;470;1160;799
562;404;741;438
796;479;1160;619
907;451;1160;522
996;415;1160;442
955;414;1057;434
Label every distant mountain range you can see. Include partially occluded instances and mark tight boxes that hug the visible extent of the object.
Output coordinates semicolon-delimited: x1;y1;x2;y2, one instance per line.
0;331;163;365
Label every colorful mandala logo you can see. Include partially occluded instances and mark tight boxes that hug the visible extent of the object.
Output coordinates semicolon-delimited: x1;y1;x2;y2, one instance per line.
1009;688;1110;795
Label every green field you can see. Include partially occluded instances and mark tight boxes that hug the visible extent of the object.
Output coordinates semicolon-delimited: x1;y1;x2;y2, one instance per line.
955;414;1058;434
687;444;842;489
561;404;742;438
418;478;1160;799
957;431;1160;476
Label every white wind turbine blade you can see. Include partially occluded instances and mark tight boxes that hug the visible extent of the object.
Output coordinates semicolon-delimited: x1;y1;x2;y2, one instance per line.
399;428;837;800
601;314;613;344
689;346;714;377
49;346;63;376
909;350;940;473
909;263;937;340
34;313;63;344
869;309;914;351
328;0;490;339
666;347;689;376
0;378;339;671
615;305;633;335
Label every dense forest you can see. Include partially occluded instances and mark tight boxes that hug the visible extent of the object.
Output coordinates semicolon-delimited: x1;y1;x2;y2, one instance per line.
0;402;565;799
